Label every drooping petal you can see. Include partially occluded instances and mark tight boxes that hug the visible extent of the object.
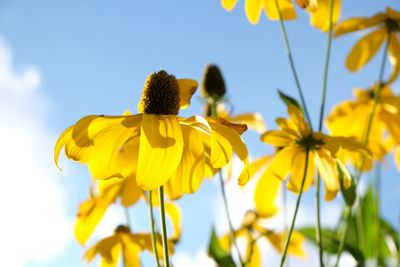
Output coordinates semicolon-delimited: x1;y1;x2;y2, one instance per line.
287;150;315;194
165;126;205;199
177;79;198;109
267;231;306;258
245;0;264;24
165;202;182;242
268;146;298;180
254;168;282;218
54;126;73;169
121;237;141;267
228;112;266;133
308;0;341;31
315;149;340;201
119;175;143;207
137;114;184;190
245;239;261;267
386;7;400;21
264;0;297;21
129;233;167;255
249;155;273;176
221;0;239;11
387;33;400;84
345;28;386;72
334;13;386;37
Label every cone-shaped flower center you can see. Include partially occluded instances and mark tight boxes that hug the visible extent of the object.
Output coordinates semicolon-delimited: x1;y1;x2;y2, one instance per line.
202;64;226;100
139;70;180;115
297;133;325;150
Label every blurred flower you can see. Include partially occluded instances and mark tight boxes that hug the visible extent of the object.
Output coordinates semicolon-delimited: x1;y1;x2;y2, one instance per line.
55;70;249;197
302;0;341;31
261;105;368;200
84;225;169;267
326;85;400;170
335;7;400;83
74;176;182;245
221;0;296;24
220;211;306;266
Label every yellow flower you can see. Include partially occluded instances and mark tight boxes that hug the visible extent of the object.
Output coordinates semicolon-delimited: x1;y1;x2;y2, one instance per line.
220;211;306;266
304;0;341;31
55;70;249;197
326;85;400;170
335;7;400;83
221;0;297;24
74;176;182;245
84;225;169;267
261;105;368;200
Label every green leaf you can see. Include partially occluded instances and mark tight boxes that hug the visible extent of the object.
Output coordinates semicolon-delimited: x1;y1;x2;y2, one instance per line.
299;226;365;265
208;227;236;267
277;90;302;111
337;163;357;206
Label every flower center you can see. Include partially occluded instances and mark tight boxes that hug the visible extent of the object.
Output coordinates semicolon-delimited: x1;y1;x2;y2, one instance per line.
386;19;400;32
202;64;226;101
297;133;325;150
139;70;180;115
114;224;131;234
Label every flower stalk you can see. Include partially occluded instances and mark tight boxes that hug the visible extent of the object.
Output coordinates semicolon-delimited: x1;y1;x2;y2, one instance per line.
279;149;310;267
159;186;171;267
148;191;161;267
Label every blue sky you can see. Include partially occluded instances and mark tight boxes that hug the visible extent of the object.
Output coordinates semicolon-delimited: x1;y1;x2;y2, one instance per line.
0;0;399;266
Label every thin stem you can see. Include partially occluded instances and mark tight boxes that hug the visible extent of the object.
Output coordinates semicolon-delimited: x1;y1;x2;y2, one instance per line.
375;163;382;266
209;98;245;266
279;150;310;267
335;30;391;264
158;186;170;267
218;171;245;266
274;0;312;130
124;208;132;228
148;191;161;267
334;206;351;267
282;184;290;267
315;0;335;265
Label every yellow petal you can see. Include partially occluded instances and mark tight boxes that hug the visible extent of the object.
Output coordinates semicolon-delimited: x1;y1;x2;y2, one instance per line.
228;112;266;133
394;146;400;171
249;155;273;176
137;115;184;190
84;235;121;264
268;146;298;180
121;237;141;267
315;149;339;201
222;0;238;11
386;7;400;21
264;0;297;21
287;150;315;194
120;175;143;207
254;169;282;217
346;28;386;72
245;0;264;24
260;130;293;147
334;13;386;37
245;241;261;267
165;202;182;242
388;33;400;84
267;231;306;258
54;126;73;169
75;183;120;245
309;0;341;31
165;126;205;199
177;79;198;109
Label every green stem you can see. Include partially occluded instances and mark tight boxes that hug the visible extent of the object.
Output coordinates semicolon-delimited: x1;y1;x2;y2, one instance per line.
333;206;351;267
335;29;391;264
282;184;290;267
279;150;310;267
315;0;335;265
148;191;161;267
209;98;245;266
158;186;170;267
375;163;382;266
274;0;312;130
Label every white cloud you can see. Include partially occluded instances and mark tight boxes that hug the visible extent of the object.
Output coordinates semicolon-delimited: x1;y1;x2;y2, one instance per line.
0;39;70;266
173;251;216;267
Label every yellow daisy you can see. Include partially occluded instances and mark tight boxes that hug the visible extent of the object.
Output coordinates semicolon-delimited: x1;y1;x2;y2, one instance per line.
74;176;182;245
84;225;169;267
55;70;249;196
335;7;400;83
220;211;306;266
326;85;400;170
261;105;368;200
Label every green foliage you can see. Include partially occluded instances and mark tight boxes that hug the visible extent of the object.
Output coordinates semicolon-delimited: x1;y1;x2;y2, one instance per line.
208;227;236;267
